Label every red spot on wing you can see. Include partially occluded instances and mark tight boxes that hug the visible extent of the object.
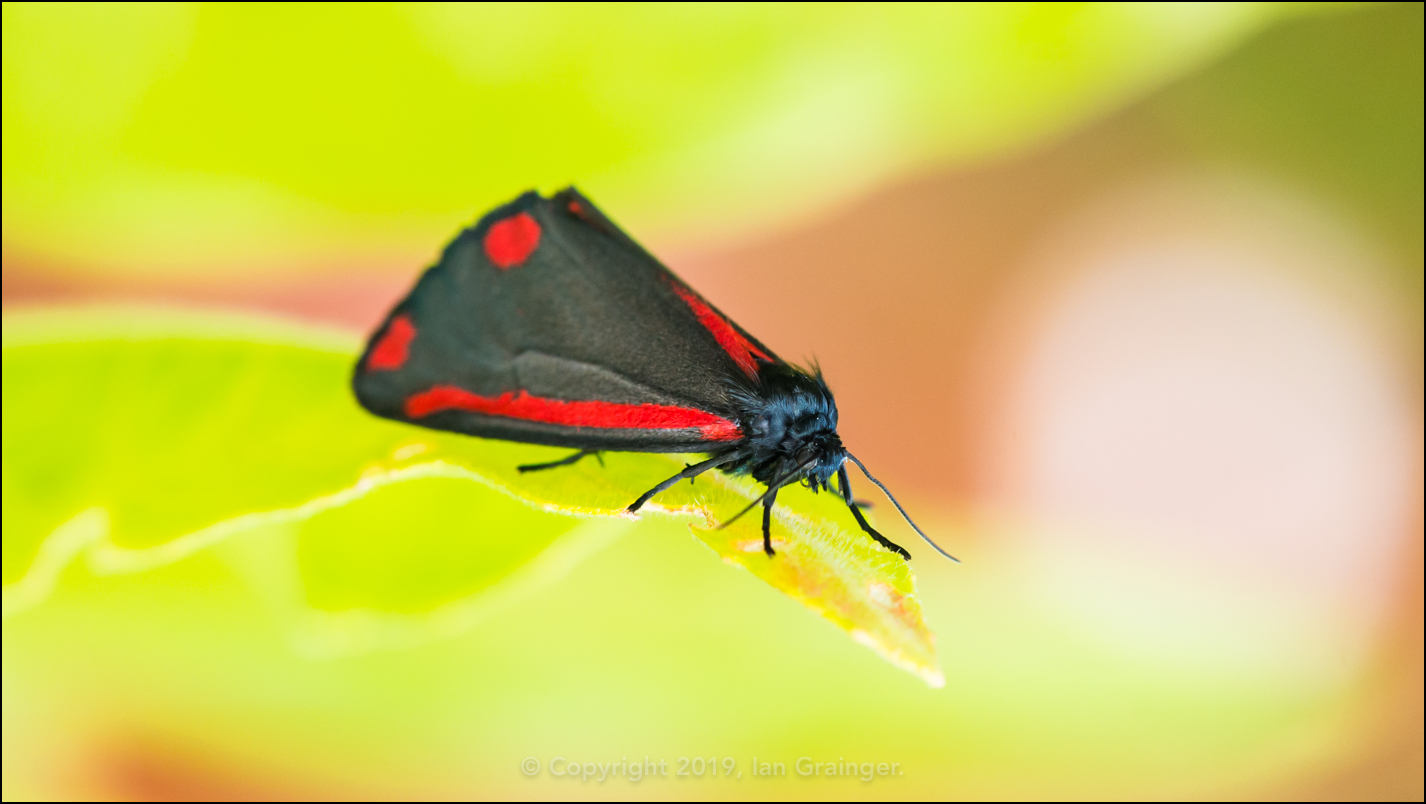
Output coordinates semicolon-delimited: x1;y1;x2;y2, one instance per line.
666;280;771;378
565;198;612;234
404;386;742;441
366;314;416;371
483;212;541;269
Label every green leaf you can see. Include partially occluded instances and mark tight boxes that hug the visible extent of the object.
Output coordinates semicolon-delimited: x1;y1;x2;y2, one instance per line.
2;306;942;685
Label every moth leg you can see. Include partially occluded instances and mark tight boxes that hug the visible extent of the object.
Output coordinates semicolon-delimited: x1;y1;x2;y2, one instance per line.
517;449;600;473
629;449;747;513
847;498;910;560
838;465;910;560
761;487;779;557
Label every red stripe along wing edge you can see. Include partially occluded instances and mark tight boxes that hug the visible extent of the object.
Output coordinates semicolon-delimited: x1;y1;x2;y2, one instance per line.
404;385;742;441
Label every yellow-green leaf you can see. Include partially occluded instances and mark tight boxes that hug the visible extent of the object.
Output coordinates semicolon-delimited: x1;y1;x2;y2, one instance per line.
2;306;941;685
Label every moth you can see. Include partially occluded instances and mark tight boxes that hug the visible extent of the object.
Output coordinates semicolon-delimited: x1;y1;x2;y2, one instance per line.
354;188;953;560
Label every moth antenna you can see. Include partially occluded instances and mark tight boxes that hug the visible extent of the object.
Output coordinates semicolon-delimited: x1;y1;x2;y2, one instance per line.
843;451;960;562
717;457;816;530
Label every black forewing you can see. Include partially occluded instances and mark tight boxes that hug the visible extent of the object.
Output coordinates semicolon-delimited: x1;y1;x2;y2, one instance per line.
353;187;780;452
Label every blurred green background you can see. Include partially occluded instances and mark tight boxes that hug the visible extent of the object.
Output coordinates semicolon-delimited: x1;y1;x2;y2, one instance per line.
3;3;1421;799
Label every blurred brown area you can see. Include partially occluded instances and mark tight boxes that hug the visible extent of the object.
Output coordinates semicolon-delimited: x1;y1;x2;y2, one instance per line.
93;730;383;802
100;738;317;802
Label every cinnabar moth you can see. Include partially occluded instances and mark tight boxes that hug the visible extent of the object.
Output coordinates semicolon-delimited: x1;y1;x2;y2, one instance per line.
353;188;954;561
